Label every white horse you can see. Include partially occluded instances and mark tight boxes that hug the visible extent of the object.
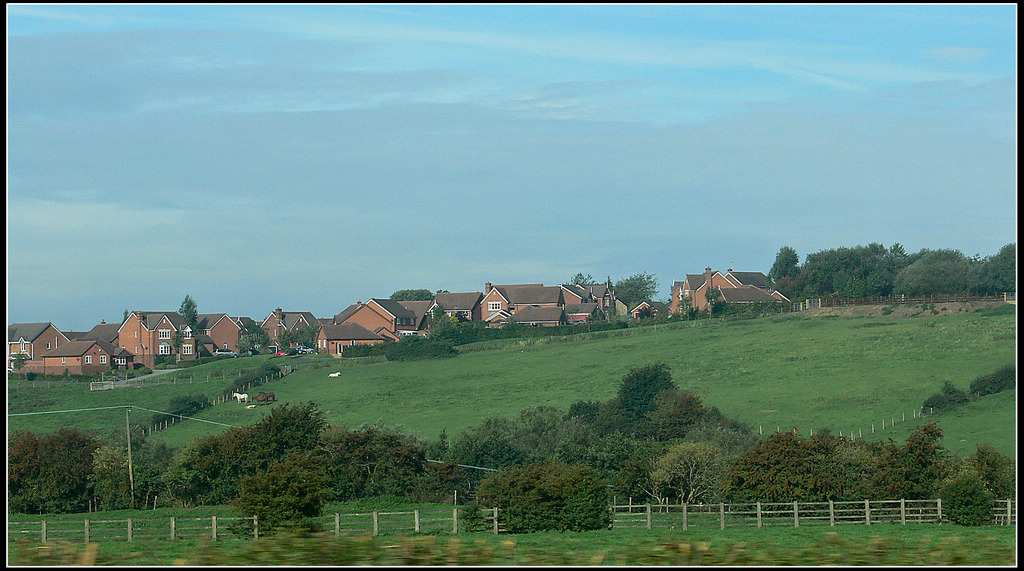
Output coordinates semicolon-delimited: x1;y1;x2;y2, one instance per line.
232;392;249;404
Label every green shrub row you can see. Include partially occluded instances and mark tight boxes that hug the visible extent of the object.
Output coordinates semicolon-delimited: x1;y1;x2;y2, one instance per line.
922;365;1015;414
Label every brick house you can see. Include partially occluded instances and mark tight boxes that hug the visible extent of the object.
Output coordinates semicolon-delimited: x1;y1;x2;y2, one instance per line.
117;311;198;368
315;323;386;354
429;292;483;322
72;321;121;344
565;302;604;324
671;267;790;313
631;300;669;319
397;300;432;336
509;305;567;327
561;283;616;316
480;283;565;326
196;313;248;352
334;299;420;341
38;339;122;375
8;322;70;371
261;308;320;351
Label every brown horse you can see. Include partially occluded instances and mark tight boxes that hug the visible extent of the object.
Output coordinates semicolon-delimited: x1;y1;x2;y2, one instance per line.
254;391;276;405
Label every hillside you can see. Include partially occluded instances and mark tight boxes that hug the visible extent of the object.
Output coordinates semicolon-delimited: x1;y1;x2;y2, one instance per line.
8;304;1016;458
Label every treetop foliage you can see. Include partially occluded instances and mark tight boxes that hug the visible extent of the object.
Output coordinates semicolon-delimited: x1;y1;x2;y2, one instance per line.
390;289;435;301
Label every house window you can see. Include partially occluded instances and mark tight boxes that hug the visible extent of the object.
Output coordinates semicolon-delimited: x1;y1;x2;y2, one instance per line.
47;342;51;349
488;301;502;312
135;330;139;338
20;341;26;351
183;344;193;355
85;355;92;365
116;357;126;365
61;357;67;364
100;355;107;364
159;342;171;355
158;329;171;340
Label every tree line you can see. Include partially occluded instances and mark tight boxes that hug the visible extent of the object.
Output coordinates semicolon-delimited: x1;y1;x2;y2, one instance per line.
8;363;1014;532
768;242;1015;301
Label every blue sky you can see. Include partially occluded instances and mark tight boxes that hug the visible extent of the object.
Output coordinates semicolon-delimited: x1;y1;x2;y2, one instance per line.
7;4;1017;330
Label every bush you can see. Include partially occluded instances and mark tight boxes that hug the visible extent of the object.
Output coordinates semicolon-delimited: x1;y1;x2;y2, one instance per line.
232;450;331;535
922;381;969;413
968;365;1015;397
383;336;458;361
940;469;994;526
477;460;610;533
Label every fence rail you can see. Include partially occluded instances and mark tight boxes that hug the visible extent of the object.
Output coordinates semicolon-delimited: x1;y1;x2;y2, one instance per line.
8;499;1014;543
794;293;1014;312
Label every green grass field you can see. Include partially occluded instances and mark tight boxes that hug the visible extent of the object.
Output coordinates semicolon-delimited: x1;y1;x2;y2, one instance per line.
7;308;1016;458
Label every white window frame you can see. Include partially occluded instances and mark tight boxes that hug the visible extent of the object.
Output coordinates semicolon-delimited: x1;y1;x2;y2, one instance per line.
159;342;172;355
158;329;171;340
61;357;67;364
488;301;502;312
85;355;92;365
100;355;107;364
182;344;193;355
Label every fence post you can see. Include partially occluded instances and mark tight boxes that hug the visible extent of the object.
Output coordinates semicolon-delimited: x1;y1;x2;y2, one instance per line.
492;507;499;535
720;502;726;529
864;500;871;525
682;503;688;531
415;510;420;533
212;516;217;541
372;512;379;536
900;498;906;525
84;519;89;543
254;515;259;540
646;504;652;530
170;517;175;540
829;500;835;526
794;501;799;527
335;513;340;536
936;498;942;522
1007;499;1013;526
128;518;133;542
41;521;46;543
756;502;762;528
453;508;458;534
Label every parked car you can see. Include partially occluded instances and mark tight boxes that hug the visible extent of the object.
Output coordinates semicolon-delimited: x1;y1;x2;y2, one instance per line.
214;348;239;357
295;346;314;354
274;350;289;357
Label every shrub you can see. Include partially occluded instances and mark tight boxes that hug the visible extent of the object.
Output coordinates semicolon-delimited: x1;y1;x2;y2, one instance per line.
940;469;994;526
477;460;610;533
968;365;1015;397
616;363;677;417
922;381;969;413
232;450;331;535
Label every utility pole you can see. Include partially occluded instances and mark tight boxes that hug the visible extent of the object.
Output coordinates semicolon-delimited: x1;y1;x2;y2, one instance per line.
126;406;136;508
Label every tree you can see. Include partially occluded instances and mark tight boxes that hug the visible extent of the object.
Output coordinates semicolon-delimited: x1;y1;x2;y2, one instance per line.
704;286;725;316
8;428;102;514
179;294;199;330
616;363;677;418
11;352;29;372
768;246;800;282
649;442;726;504
232;450;331;534
390;289;435;301
970;243;1016;295
613;272;659;312
477;460;610;532
569;272;595;286
239;320;270;354
894;249;974;295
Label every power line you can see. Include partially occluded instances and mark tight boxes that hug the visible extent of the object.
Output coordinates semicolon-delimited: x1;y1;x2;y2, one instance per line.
8;404;238;428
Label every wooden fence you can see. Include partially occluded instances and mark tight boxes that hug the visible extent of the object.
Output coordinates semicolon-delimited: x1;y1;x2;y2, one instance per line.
8;500;1014;543
611;498;1017;530
7;515;258;544
794;293;1014;312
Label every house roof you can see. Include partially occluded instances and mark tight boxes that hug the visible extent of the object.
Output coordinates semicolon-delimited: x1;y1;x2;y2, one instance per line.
685;274;707;290
510;306;565;323
564;302;600;315
494;285;563;306
8;322;58;343
432;292;483;311
727;271;770;288
126;312;188;332
77;322;121;343
369;299;416;320
42;339;119;358
719;286;781;303
196;313;238;331
319;323;385;341
333;304;361;324
264;310;319;330
397;300;432;328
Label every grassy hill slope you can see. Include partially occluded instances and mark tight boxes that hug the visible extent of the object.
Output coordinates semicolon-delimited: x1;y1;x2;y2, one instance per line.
8;307;1016;458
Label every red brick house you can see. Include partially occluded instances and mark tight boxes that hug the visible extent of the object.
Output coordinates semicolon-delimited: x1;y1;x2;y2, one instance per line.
561;283;616;316
480;283;565;326
429;292;483;322
196;313;247;352
334;299;420;341
509;305;567;327
117;311;197;368
38;339;122;375
671;267;789;313
565;303;604;324
630;300;669;319
261;308;320;351
8;322;70;371
316;323;386;354
397;300;432;336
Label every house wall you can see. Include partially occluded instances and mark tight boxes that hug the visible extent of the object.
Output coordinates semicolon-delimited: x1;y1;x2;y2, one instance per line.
205;317;241;351
343;304;394;338
481;290;508;315
41;344;112;375
8;324;68;360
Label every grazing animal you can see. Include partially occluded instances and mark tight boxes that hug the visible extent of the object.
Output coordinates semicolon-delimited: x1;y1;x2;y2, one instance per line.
255;391;276;404
232;392;249;404
246;404;257;409
328;372;341;377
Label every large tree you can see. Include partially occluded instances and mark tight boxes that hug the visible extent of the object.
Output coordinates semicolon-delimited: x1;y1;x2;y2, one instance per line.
179;294;199;330
390;289;435;301
614;272;659;310
768;246;800;283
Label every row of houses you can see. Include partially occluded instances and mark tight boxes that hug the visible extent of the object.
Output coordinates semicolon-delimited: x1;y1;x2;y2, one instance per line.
9;269;784;374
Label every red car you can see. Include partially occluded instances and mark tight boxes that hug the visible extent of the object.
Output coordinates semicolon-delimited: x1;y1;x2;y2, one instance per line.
274;350;289;357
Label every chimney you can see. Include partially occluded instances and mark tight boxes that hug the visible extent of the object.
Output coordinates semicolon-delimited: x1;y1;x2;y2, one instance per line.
275;307;283;320
485;282;492;294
